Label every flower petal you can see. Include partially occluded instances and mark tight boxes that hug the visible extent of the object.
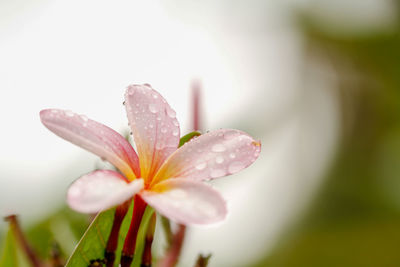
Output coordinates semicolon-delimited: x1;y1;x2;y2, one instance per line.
153;129;261;183
124;84;180;181
40;109;140;180
67;170;144;213
141;178;227;225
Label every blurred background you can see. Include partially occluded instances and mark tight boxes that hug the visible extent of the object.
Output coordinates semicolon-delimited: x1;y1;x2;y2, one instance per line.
1;0;400;266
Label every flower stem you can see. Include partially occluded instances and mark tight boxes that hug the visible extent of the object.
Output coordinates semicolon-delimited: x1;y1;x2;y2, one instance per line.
105;201;130;267
5;215;43;267
157;224;186;267
191;79;202;131
141;213;156;267
194;254;212;267
121;195;147;267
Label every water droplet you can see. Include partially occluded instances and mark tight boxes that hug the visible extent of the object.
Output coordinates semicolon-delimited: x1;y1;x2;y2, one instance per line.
169;189;187;198
148;103;159;114
166;107;176;118
229;153;236;159
224;131;239;140
81;115;88;122
216;156;224;164
149;124;154;129
195;162;207;170
128;89;134;95
65;110;74;117
172;119;179;126
152;93;158;99
212;144;226;152
210;169;226;178
157;116;162;121
172;128;179;136
161;127;167;134
156;143;164;150
228;161;245;174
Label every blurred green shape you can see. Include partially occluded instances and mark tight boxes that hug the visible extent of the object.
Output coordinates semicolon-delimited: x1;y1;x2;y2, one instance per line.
65;203;154;267
0;226;18;267
253;4;400;267
179;131;202;147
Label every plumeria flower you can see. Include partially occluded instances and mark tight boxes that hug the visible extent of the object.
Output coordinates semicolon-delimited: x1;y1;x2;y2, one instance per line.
40;84;261;225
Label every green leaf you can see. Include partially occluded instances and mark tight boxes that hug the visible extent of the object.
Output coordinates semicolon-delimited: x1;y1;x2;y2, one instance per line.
65;201;154;267
179;131;201;147
0;226;18;267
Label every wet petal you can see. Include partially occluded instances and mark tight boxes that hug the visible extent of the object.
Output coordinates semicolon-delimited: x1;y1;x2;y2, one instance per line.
40;109;140;180
124;84;180;181
67;170;144;213
141;178;227;225
153;129;261;183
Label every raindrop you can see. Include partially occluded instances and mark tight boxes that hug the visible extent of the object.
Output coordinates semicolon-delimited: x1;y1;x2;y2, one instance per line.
229;153;236;159
148;103;159;114
172;128;179;136
228;161;245;174
212;144;226;152
152;93;158;99
224;131;239;140
65;110;74;117
166;107;176;118
149;124;154;129
216;156;224;164
157;116;162;121
210;169;226;178
172;119;179;126
161;127;167;134
195;162;207;170
81;115;88;122
156;143;164;150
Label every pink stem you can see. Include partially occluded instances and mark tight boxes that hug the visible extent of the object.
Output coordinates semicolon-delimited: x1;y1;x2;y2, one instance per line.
121;195;147;267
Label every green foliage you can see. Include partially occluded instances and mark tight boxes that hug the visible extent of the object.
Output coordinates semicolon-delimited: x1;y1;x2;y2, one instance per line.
179;131;201;147
0;226;18;267
65;202;154;267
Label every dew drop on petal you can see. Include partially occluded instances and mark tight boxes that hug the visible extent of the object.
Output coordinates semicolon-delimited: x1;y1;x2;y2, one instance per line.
216;156;224;164
68;186;81;197
152;93;158;99
148;103;159;114
210;169;226;178
229;152;236;159
212;143;226;152
172;128;179;136
81;115;88;122
224;131;239;140
161;127;168;134
166;107;176;118
195;162;207;170
172;119;179;126
65;110;74;117
149;124;154;129
169;189;187;199
228;161;245;174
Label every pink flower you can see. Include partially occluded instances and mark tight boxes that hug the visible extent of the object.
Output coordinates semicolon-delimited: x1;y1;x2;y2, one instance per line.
40;84;261;225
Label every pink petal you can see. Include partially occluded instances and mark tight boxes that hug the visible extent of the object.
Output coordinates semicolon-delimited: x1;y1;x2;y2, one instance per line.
153;129;261;183
141;178;227;225
40;109;140;180
124;84;180;181
67;170;144;213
